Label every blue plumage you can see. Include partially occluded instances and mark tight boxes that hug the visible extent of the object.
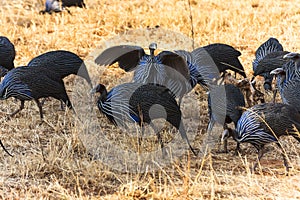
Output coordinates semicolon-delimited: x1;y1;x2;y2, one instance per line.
224;103;300;172
0;66;73;119
91;82;197;156
271;52;300;111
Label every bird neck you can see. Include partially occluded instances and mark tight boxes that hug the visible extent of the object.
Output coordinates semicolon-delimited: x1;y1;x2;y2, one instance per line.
150;49;155;57
99;87;108;102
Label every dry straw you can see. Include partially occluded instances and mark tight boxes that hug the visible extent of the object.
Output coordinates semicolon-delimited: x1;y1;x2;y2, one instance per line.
0;0;300;199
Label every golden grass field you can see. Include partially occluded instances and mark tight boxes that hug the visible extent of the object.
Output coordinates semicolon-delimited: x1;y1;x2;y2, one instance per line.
1;0;300;199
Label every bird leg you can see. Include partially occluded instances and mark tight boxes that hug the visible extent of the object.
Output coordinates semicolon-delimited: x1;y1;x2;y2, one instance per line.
149;122;167;157
10;100;25;117
34;99;44;120
178;122;197;156
234;143;241;156
276;143;291;173
252;147;266;172
218;129;229;153
222;125;229;153
156;131;167;157
137;104;144;148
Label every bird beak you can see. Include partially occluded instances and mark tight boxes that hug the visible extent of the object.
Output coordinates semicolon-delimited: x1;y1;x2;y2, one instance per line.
283;52;296;60
90;87;97;95
270;68;284;75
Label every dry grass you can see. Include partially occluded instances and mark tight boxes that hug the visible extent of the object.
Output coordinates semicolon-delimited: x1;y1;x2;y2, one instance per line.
1;0;300;199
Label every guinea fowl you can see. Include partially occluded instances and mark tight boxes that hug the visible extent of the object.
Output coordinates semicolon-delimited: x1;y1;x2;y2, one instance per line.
40;0;63;14
0;66;73;119
40;0;85;14
91;82;197;156
94;43;191;103
28;50;92;88
252;37;288;91
0;36;15;76
207;84;245;152
270;52;300;111
201;43;246;78
222;103;300;172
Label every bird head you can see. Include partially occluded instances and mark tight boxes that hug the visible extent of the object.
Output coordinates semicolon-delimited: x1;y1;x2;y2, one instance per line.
149;43;157;56
90;84;107;95
283;52;300;61
270;67;285;76
270;67;286;84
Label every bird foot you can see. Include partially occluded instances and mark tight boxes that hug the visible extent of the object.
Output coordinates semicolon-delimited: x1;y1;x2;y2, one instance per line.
38;119;45;126
284;165;292;175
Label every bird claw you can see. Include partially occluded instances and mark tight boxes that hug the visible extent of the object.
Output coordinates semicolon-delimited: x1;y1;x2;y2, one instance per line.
38;119;45;126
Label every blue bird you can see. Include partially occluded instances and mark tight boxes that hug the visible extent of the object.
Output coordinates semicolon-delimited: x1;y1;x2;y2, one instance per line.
40;0;62;14
91;82;197;156
0;66;73;119
40;0;85;14
222;103;300;172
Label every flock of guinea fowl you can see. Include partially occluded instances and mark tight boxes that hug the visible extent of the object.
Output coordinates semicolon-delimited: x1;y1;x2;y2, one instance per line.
1;0;300;173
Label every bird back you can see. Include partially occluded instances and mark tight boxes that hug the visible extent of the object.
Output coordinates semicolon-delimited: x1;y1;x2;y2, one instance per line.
0;66;68;101
236;103;300;144
28;50;92;88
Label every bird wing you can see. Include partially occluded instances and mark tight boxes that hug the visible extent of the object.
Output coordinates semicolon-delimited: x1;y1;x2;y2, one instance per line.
191;47;221;83
253;37;283;72
27;50;92;87
94;45;145;72
13;67;67;100
157;51;190;79
201;43;246;77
